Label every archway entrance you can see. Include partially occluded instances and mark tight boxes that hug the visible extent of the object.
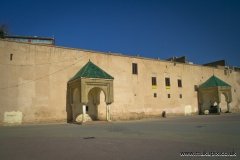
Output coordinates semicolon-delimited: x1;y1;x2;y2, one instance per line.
67;60;114;124
220;93;228;113
202;93;212;113
86;87;107;121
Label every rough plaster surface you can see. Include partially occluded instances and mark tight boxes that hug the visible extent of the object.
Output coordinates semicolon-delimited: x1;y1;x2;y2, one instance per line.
3;111;22;126
0;39;239;124
184;105;192;115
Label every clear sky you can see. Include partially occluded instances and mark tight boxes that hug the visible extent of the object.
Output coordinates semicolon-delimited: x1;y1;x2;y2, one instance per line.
1;0;240;66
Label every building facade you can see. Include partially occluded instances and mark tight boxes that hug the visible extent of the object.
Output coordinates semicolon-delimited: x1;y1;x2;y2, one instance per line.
0;39;239;125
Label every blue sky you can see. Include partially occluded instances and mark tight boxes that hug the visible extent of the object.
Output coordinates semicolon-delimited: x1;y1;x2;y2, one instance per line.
1;0;240;66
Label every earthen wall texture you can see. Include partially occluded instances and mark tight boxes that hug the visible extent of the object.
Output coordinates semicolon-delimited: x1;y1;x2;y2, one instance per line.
0;39;239;124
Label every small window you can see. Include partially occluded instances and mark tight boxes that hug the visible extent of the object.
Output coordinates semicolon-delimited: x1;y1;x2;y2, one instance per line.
154;93;157;98
86;106;89;112
180;94;182;98
165;77;170;89
178;79;182;87
168;94;170;98
10;53;13;61
132;63;138;74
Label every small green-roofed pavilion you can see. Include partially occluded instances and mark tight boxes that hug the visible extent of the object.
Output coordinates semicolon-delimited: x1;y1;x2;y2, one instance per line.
198;75;232;114
67;60;114;123
199;75;231;88
69;60;114;82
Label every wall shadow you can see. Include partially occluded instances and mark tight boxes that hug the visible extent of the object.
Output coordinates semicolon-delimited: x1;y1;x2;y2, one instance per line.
66;84;72;123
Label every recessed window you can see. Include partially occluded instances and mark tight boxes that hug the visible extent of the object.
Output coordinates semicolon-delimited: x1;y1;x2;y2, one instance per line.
165;77;170;89
152;77;157;89
152;77;157;85
178;79;182;87
132;63;138;74
10;53;13;61
180;94;182;98
154;93;157;98
86;106;89;112
168;94;170;98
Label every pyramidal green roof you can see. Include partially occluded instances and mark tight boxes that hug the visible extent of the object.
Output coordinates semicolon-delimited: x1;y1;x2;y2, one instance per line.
199;75;231;88
68;60;114;82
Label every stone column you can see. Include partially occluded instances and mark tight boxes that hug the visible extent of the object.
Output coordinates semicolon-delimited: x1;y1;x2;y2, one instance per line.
71;104;76;122
82;104;86;122
96;106;99;120
217;103;221;113
227;103;231;113
106;103;111;122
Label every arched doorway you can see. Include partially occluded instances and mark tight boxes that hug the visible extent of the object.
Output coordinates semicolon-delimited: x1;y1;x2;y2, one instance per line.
86;87;106;121
202;93;212;112
220;93;229;113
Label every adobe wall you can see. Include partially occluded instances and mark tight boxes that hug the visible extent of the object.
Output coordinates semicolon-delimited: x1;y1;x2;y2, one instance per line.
0;39;239;124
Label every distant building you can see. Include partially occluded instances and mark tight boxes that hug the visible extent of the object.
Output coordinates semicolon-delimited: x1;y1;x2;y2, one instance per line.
4;35;55;45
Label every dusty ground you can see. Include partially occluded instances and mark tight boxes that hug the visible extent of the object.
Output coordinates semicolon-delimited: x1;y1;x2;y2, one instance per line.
0;113;239;160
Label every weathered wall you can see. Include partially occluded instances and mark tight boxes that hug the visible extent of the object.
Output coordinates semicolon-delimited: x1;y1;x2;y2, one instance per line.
0;39;239;124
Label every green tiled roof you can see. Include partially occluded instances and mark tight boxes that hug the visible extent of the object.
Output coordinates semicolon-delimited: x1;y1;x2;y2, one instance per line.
68;60;114;82
199;75;231;88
